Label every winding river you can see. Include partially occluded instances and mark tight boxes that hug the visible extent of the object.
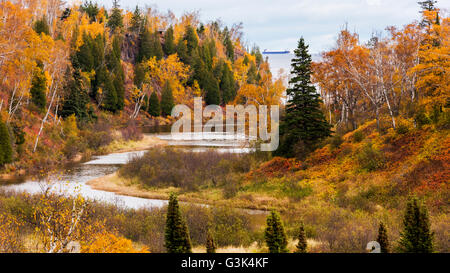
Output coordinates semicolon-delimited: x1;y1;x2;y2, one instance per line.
0;132;256;211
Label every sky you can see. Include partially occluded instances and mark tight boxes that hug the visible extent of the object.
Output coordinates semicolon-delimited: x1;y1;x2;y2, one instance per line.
90;0;449;54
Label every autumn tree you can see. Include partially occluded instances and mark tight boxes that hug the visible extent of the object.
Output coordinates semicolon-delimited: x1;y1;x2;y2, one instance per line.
161;81;175;116
398;198;434;253
276;38;331;158
165;193;192;253
377;222;390;253
30;63;47;111
264;210;288;253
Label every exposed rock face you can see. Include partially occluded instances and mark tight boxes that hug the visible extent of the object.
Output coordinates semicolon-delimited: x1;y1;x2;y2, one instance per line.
122;33;139;64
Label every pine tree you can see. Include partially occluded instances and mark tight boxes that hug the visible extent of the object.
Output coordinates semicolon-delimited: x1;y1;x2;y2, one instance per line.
102;73;118;112
129;5;142;33
0;119;13;166
206;230;216;253
30;63;47;111
295;222;307;253
398;197;434;253
137;30;163;62
61;59;89;121
220;62;236;104
184;26;199;57
161;81;175;117
76;32;94;72
223;30;234;61
148;91;160;117
33;16;50;35
264;210;288;253
275;37;332;158
163;26;176;56
81;1;99;22
108;35;125;110
205;76;220;106
377;222;390;253
165;193;192;253
107;0;123;32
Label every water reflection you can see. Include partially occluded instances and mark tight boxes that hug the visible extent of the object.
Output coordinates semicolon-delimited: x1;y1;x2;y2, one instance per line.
0;133;261;212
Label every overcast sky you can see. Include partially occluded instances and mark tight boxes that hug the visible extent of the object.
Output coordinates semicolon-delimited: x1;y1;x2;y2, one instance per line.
92;0;449;54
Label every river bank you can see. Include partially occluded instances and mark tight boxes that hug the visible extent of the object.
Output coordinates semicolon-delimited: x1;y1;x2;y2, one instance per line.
87;171;282;212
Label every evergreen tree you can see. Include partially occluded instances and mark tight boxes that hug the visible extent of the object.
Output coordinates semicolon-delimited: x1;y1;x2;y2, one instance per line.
165;193;192;253
204;76;220;105
176;38;189;64
107;0;123;32
0;119;13;166
33;16;50;35
76;32;94;72
264;210;288;253
163;26;176;56
398;197;434;253
81;1;99;22
133;62;146;88
61;59;89;121
206;230;216;253
102;73;118;112
377;222;390;253
129;5;142;33
246;62;258;84
30;63;47;111
220;62;236;104
295;222;307;253
275;38;332;158
223;30;234;61
418;0;437;27
137;30;163;62
161;81;175;117
184;25;199;57
108;35;125;110
148;91;160;117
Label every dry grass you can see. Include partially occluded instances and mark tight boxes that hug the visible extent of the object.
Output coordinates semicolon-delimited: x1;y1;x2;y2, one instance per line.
102;134;167;154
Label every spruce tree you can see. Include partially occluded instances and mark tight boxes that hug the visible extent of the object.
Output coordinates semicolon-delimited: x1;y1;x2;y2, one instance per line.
398;197;434;253
220;62;236;104
264;210;288;253
206;230;216;253
161;81;175;117
61;60;89;121
102;73;118;112
129;5;142;33
163;26;176;56
295;222;307;253
30;64;47;111
76;32;94;72
0;119;13;166
165;193;192;253
107;0;123;32
205;76;220;106
33;16;50;35
148;91;160;117
377;222;390;253
81;1;99;22
275;37;332;158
